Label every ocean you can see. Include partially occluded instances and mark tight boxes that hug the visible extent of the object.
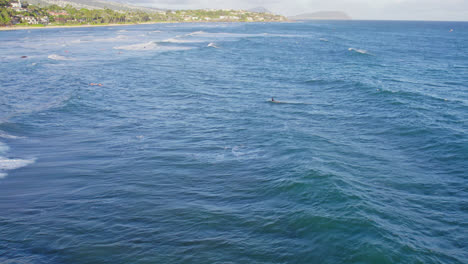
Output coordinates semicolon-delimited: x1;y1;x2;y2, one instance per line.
0;21;467;263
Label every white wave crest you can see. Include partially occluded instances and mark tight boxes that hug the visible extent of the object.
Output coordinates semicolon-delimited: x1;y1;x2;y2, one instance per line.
186;31;206;36
70;39;90;44
162;37;205;43
0;157;35;173
320;38;329;42
348;48;371;55
207;42;219;48
114;41;193;52
0;131;24;139
48;54;72;61
0;173;6;179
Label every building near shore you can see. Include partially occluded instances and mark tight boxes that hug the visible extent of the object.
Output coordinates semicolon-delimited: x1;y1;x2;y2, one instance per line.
10;0;21;8
23;16;38;24
10;0;26;12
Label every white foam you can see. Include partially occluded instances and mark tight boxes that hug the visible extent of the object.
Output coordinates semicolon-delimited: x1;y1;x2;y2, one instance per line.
207;42;219;48
162;38;204;44
114;41;193;52
0;157;35;174
348;48;371;55
48;54;72;61
0;131;22;139
186;31;206;36
0;173;6;179
320;38;329;42
70;39;89;44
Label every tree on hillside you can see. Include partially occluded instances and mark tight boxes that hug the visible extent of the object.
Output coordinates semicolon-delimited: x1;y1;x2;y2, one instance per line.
0;0;10;8
48;5;62;11
0;8;11;25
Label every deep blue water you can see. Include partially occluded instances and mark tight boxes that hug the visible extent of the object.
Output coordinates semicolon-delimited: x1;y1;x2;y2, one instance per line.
0;21;467;263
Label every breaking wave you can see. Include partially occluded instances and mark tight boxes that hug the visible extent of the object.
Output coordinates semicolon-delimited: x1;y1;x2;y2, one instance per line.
186;31;206;36
0;157;36;177
0;131;23;139
0;157;35;171
114;41;193;52
207;42;219;48
348;48;372;55
163;38;205;44
48;54;72;61
0;134;35;179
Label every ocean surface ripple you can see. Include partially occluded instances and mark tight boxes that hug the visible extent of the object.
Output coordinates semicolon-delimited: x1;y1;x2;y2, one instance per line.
0;21;467;263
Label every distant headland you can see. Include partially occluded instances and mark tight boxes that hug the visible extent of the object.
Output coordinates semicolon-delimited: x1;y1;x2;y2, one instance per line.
289;11;352;20
0;0;287;30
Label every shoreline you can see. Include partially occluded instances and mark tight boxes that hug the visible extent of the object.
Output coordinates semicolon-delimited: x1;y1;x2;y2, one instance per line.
0;22;163;31
0;21;286;31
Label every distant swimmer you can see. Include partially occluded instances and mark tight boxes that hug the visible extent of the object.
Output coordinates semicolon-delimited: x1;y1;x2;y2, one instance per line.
270;97;283;103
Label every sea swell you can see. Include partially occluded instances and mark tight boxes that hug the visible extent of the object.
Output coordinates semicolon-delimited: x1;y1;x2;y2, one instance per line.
0;21;467;264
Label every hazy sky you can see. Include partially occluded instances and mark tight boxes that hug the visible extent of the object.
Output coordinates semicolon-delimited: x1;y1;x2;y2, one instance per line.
121;0;468;21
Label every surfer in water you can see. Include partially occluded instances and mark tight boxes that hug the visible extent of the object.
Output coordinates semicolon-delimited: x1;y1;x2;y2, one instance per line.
271;97;275;102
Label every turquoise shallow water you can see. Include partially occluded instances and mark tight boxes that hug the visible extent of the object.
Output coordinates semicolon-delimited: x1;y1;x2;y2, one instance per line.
0;21;467;263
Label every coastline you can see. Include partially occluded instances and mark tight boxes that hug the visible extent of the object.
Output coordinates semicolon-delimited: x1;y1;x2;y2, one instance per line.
0;21;287;31
0;22;163;31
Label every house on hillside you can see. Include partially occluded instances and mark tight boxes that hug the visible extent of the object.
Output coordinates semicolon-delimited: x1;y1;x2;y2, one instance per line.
23;16;38;24
10;0;26;12
47;11;68;16
39;16;49;24
10;0;21;8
